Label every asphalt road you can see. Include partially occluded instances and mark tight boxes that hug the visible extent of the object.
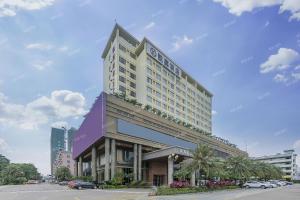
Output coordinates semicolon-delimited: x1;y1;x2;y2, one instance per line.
0;183;299;200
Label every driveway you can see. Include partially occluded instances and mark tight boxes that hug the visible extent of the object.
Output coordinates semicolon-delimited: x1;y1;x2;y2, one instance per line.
0;183;299;200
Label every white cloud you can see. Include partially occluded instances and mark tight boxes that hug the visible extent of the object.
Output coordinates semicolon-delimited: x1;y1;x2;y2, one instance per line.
171;35;194;52
260;48;300;73
0;0;56;17
291;72;300;80
0;137;9;152
0;90;86;130
151;10;164;18
26;43;53;50
32;60;53;70
279;0;300;21
294;139;300;149
257;92;271;100
51;121;68;129
144;22;156;30
273;73;289;82
212;0;300;21
212;110;218;115
274;128;287;136
230;104;243;113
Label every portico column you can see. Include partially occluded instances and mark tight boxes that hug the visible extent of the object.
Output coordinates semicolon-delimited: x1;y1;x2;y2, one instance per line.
111;139;116;179
133;143;138;181
91;146;97;182
191;171;196;187
74;160;78;177
104;138;110;181
78;156;83;177
138;144;142;181
168;156;174;185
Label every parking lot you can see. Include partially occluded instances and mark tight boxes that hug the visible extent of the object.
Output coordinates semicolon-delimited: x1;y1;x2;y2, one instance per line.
0;183;299;200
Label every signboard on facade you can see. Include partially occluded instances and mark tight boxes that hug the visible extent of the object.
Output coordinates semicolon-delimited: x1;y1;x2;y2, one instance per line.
146;42;182;77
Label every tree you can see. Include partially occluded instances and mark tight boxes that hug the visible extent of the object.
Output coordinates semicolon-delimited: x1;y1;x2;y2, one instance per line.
189;145;215;179
0;154;10;172
0;164;27;185
19;163;40;180
225;156;251;183
55;166;72;181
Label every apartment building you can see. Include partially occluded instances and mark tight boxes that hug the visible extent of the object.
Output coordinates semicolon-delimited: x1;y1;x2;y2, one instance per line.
53;150;75;176
254;149;298;180
102;24;212;134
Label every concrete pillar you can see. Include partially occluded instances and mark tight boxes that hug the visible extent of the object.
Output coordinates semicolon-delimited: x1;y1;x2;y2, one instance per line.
74;160;78;177
191;171;196;187
133;143;138;181
104;138;110;181
92;146;97;182
78;157;83;177
168;156;174;185
138;144;142;181
111;139;116;179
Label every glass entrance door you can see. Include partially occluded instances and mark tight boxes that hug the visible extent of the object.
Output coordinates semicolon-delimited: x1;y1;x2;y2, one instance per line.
153;175;164;186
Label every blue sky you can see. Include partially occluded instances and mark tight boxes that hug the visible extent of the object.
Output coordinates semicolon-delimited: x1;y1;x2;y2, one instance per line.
0;0;300;175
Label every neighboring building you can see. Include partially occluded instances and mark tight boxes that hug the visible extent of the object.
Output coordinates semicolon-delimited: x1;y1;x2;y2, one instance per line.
254;149;298;180
53;150;75;176
72;92;246;186
50;127;65;175
51;127;77;175
102;24;212;134
67;127;77;152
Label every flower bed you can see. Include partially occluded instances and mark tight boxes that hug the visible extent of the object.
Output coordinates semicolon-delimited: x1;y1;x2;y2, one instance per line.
155;185;240;196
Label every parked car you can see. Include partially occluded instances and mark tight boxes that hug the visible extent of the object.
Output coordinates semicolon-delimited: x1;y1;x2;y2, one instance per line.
26;180;39;184
68;180;97;189
243;181;269;189
59;181;69;186
262;181;277;188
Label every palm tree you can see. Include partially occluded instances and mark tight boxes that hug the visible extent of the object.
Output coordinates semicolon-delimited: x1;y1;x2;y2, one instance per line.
189;145;215;179
225;156;251;184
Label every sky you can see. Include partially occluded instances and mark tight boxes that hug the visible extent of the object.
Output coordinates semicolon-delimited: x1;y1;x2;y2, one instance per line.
0;0;300;175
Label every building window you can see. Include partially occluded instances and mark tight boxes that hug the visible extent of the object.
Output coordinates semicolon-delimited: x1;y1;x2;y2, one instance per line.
156;82;161;89
147;67;152;75
123;150;133;162
156;74;161;81
147;57;152;66
130;91;136;97
130;52;136;59
147;77;152;84
119;76;126;83
130;82;136;89
119;56;126;65
147;95;152;102
147;86;152;93
119;66;126;73
130;64;136;71
130;73;136;80
119;85;126;93
119;44;126;52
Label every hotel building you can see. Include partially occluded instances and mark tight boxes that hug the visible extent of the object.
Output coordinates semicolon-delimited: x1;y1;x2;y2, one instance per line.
254;150;298;180
102;24;212;134
72;24;246;186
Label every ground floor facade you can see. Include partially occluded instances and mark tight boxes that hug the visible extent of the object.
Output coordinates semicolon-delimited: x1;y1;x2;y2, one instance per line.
72;92;246;185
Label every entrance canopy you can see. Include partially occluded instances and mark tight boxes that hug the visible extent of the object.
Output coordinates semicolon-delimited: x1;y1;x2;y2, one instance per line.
143;146;193;161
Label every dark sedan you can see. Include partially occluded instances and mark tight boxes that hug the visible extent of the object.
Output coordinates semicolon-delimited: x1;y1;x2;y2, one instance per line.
68;180;97;189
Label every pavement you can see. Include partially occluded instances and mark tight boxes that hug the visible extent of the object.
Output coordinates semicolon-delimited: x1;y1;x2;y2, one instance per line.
0;183;299;200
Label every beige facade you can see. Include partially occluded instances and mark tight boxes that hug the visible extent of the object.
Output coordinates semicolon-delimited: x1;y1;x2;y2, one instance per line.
74;93;247;185
102;24;212;134
53;150;75;176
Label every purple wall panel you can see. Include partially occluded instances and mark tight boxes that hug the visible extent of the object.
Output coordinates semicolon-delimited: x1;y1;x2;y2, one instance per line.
72;92;106;159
